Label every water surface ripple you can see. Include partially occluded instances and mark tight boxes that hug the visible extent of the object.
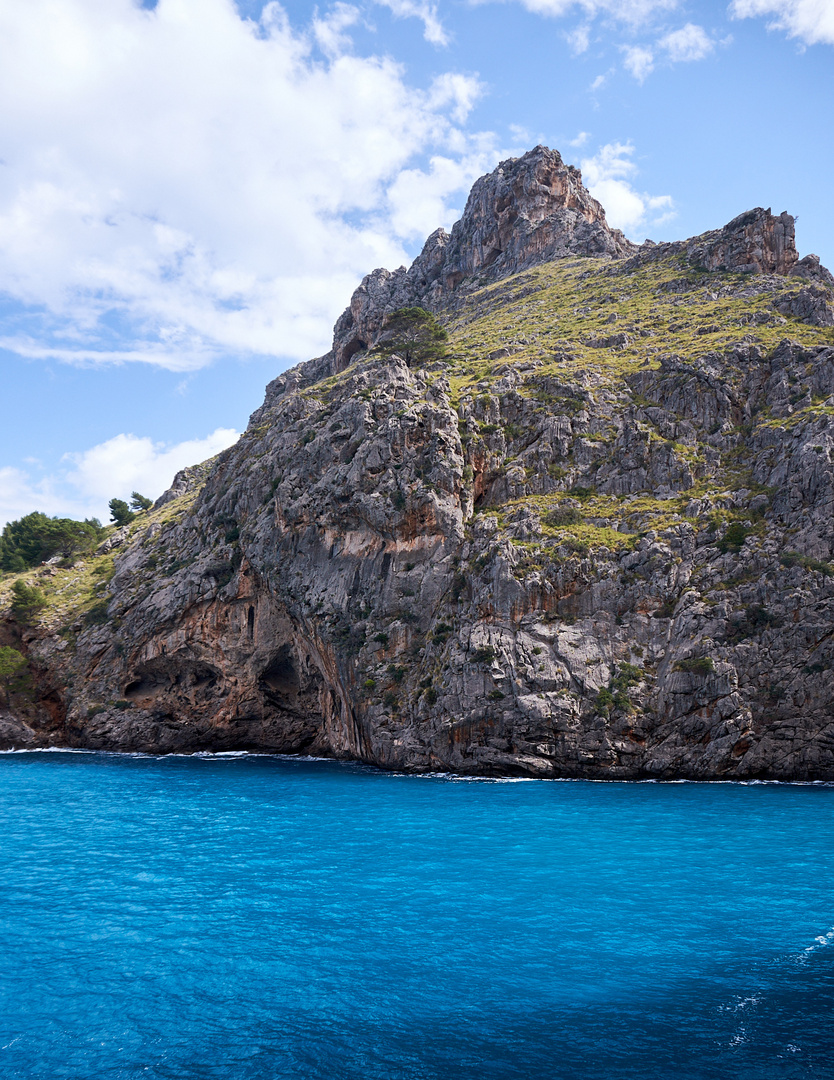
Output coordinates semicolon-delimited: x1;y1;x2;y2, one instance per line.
1;752;833;1078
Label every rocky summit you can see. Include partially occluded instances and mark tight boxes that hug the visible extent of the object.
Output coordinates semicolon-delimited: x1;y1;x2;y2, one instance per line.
4;145;834;779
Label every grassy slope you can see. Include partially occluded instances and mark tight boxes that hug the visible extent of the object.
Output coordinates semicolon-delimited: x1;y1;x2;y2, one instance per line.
0;489;202;634
445;255;828;396
437;253;833;554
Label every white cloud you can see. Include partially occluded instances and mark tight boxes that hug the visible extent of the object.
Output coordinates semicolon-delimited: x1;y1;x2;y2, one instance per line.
0;467;71;532
0;0;492;371
658;22;715;61
0;427;239;528
312;3;362;57
621;44;655;79
64;429;239;514
590;71;610;89
503;0;678;25
580;142;674;236
0;338;216;372
427;71;486;124
570;131;591;147
373;0;449;44
565;22;591;52
730;0;834;45
386;150;497;239
509;123;535;146
621;22;715;81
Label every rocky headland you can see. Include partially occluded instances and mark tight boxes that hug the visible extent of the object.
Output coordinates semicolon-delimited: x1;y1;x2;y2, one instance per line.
3;145;834;779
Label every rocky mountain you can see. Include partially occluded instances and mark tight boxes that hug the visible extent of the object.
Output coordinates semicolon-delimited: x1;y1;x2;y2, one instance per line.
3;145;834;779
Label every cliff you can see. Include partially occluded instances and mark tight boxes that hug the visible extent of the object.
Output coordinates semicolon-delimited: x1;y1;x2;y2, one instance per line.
3;145;834;779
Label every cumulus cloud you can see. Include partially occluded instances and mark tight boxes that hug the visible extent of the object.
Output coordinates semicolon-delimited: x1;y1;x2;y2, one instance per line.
64;429;239;510
622;44;655;80
621;22;715;80
373;0;449;44
580;142;674;236
504;0;677;24
730;0;834;45
0;428;239;528
386;148;495;239
0;0;493;371
658;22;715;61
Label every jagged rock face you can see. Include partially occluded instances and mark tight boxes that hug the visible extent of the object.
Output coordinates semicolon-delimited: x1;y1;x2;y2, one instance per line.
5;145;834;779
439;145;634;284
330;146;635;371
17;329;834;778
792;253;834;289
628;207;800;278
152;459;216;510
687;208;798;275
775;285;834;328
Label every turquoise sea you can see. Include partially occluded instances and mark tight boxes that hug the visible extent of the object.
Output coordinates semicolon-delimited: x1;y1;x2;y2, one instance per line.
1;751;833;1078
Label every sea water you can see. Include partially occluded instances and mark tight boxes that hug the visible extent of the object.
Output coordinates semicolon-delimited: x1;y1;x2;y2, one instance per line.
1;752;832;1079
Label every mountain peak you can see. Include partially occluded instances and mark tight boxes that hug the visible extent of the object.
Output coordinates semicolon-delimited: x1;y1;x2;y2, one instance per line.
330;145;634;370
438;144;635;287
320;145;822;377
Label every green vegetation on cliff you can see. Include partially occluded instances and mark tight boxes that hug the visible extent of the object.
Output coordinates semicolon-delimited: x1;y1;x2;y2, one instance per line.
0;512;105;571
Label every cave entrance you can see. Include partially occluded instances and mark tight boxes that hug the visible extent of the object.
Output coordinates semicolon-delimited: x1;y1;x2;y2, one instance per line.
342;338;367;364
258;644;326;727
125;660;219;700
259;644;300;703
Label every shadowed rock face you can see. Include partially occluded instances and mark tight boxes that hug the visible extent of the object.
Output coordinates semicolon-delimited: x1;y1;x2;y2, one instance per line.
6;145;834;779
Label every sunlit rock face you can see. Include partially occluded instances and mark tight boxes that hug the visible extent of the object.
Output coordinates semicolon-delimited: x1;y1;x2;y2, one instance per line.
330;146;635;372
626;206;800;278
6;146;834;780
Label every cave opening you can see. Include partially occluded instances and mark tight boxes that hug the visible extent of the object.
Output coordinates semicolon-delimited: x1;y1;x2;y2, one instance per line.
124;660;219;700
259;644;300;701
342;338;367;363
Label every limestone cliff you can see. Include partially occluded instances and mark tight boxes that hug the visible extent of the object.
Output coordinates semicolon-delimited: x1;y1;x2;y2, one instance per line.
3;145;834;779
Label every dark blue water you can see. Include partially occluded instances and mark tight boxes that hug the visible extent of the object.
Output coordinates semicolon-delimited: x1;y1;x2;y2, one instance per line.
1;752;833;1078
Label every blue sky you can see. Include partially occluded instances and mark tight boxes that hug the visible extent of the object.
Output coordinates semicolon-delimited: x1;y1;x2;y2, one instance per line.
1;0;832;526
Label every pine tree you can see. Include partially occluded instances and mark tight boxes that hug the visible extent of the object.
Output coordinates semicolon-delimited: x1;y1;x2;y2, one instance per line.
0;647;28;707
108;498;135;527
10;580;47;626
130;492;153;512
376;307;448;367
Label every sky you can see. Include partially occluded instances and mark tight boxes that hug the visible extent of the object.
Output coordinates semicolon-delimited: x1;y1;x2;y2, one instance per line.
1;0;832;527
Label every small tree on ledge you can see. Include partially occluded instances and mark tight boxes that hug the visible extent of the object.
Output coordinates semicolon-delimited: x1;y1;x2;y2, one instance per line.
375;307;448;367
0;647;28;707
10;581;47;626
108;498;135;527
